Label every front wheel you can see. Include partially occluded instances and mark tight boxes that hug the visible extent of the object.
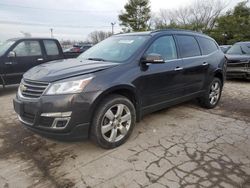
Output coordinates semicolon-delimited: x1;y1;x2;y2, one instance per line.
90;94;136;149
198;78;222;109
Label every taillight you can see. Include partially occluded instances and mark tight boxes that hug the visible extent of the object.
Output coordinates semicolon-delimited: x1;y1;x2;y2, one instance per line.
73;48;80;52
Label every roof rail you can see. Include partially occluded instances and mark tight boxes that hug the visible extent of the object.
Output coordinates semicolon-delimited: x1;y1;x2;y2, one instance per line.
151;28;202;34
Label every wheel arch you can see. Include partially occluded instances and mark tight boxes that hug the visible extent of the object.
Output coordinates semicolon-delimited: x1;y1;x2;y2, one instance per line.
213;69;224;86
89;85;141;126
0;74;6;88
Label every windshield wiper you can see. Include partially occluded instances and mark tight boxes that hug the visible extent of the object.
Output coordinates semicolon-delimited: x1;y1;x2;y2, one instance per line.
87;58;106;62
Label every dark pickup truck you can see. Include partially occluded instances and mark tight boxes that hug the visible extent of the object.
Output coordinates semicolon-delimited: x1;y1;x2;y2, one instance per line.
0;38;75;87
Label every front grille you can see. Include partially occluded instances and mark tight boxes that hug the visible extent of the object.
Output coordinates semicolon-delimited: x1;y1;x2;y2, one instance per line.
227;60;249;67
20;79;49;99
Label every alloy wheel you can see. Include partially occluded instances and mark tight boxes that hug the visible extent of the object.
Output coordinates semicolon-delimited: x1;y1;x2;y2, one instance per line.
209;81;221;105
101;104;131;143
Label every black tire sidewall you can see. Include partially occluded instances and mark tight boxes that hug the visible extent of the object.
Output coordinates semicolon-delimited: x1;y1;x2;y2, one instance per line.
91;95;136;149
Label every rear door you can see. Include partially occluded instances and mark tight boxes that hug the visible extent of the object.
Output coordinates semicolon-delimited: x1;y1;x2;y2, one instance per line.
196;36;220;82
42;40;64;62
175;35;208;95
4;40;43;84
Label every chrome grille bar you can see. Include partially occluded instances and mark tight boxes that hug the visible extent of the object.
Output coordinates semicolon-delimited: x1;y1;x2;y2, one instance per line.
20;79;49;99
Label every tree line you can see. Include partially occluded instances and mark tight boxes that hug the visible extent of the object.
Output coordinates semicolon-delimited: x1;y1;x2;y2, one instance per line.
118;0;250;45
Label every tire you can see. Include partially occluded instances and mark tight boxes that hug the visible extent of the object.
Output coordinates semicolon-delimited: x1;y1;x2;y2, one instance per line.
90;94;136;149
198;77;222;109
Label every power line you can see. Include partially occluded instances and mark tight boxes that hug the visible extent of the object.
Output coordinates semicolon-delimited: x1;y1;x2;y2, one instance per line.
0;3;119;13
0;20;112;29
111;22;116;34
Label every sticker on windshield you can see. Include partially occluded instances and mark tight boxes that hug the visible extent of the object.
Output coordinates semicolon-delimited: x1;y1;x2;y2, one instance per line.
118;40;134;44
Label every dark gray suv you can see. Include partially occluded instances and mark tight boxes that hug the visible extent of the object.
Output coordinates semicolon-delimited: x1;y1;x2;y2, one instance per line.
13;30;227;148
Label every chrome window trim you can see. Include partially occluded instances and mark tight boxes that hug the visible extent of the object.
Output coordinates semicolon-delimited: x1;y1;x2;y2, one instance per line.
180;50;218;60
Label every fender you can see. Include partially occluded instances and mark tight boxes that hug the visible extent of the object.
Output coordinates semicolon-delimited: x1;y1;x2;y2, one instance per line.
0;74;6;88
211;68;225;87
89;84;142;123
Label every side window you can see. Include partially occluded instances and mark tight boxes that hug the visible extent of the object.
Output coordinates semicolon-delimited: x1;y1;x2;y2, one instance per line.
226;45;243;55
176;35;201;58
241;45;250;55
13;41;42;57
197;37;218;55
145;36;177;61
44;40;59;56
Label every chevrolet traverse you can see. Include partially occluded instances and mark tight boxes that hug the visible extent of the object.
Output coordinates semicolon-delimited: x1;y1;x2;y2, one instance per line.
13;30;227;148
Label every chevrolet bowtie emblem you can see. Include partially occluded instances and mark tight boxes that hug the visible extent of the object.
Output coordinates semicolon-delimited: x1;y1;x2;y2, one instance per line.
20;84;27;92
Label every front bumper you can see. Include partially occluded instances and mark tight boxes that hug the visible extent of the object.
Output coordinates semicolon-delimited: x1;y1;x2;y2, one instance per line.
226;62;250;79
13;91;100;140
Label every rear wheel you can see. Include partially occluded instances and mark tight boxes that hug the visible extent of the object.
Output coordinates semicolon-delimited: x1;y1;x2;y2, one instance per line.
198;78;222;109
90;94;136;149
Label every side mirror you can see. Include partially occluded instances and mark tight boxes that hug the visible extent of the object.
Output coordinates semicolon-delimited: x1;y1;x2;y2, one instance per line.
141;53;165;64
7;51;16;58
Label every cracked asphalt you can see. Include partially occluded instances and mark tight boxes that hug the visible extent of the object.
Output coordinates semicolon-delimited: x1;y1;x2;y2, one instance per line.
0;79;249;188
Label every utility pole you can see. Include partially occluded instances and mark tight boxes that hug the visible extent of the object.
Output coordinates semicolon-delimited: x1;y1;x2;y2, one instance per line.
50;28;53;38
111;22;116;35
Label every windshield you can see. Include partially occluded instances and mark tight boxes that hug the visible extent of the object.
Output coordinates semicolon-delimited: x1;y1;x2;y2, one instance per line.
0;40;15;56
227;44;250;55
78;35;150;62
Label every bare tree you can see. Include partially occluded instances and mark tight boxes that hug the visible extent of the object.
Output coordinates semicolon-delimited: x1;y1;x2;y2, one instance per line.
88;31;112;44
158;9;172;25
151;9;174;29
20;31;32;37
152;0;227;31
170;7;190;25
188;0;226;30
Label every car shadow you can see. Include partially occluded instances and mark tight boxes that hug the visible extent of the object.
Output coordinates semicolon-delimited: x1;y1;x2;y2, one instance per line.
226;78;250;83
0;85;19;97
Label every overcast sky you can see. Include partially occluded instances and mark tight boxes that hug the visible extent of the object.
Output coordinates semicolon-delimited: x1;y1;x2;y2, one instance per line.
0;0;246;41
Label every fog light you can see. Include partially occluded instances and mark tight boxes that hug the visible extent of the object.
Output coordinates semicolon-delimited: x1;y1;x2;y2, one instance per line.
40;112;71;129
51;117;70;129
56;120;68;128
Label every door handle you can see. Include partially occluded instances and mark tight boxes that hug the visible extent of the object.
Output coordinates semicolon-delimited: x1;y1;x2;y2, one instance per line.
174;67;183;71
202;62;208;66
37;58;44;61
4;62;13;65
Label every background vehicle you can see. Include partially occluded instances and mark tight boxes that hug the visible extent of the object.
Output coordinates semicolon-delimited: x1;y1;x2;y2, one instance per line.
0;38;75;87
220;45;231;53
226;42;250;79
63;44;93;58
13;30;226;149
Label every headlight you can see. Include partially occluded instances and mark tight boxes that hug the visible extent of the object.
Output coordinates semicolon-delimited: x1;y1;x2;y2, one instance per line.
45;77;93;95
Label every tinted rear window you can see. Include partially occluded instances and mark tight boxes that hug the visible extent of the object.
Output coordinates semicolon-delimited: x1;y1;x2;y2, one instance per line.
197;37;218;55
44;40;59;56
176;35;201;58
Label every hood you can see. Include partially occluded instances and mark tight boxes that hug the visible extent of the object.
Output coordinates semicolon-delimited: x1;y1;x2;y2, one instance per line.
225;54;250;64
23;58;119;82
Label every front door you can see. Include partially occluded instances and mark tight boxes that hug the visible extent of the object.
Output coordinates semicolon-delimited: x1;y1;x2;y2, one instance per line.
4;40;44;84
136;35;184;110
